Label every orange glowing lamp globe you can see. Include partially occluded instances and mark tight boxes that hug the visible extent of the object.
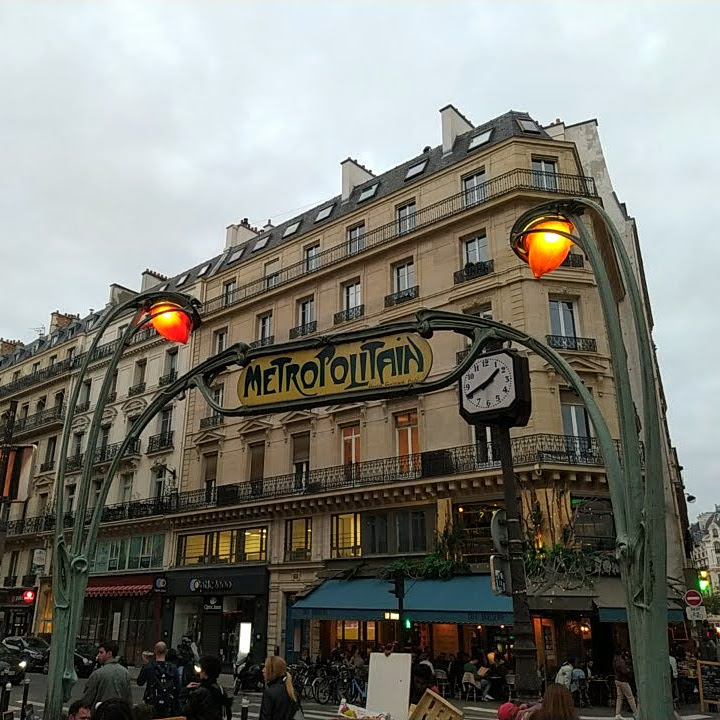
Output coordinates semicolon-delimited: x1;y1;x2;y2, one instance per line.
148;303;193;344
523;219;575;278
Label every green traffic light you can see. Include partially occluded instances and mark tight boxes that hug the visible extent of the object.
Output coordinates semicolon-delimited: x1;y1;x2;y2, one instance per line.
700;579;710;592
404;617;412;629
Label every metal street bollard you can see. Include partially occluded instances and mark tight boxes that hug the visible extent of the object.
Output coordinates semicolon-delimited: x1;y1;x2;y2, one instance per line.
0;671;9;714
2;680;12;713
241;696;250;720
19;677;30;720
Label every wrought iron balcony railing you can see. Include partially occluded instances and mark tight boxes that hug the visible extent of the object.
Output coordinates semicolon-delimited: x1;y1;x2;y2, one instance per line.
561;252;585;268
148;431;174;453
159;370;178;387
40;460;55;473
453;260;495;285
3;576;17;588
66;453;84;472
106;391;117;403
249;336;274;349
128;381;146;396
200;414;224;430
289;321;317;339
11;404;65;436
385;285;419;308
76;400;91;413
201;167;597;316
6;434;641;537
21;574;36;587
93;439;141;465
546;335;598;352
334;305;365;325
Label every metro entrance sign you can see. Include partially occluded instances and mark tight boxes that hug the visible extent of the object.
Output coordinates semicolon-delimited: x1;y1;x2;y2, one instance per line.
685;589;703;607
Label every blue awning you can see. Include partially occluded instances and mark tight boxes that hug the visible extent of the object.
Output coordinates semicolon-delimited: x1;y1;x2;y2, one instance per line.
290;576;513;624
598;607;685;623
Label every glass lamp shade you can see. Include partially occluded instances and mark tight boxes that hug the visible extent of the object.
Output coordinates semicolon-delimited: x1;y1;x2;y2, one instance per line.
522;219;575;278
148;303;193;344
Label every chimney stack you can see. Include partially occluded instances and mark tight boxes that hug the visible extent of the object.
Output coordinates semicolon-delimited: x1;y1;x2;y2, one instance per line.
341;158;375;203
262;219;274;232
141;269;169;292
0;339;24;357
440;104;473;156
225;218;260;250
49;311;79;333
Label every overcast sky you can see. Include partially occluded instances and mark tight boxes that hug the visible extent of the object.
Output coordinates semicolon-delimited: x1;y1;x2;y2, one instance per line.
0;2;718;516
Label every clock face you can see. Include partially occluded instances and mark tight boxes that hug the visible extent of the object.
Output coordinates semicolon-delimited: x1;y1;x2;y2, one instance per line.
461;352;517;414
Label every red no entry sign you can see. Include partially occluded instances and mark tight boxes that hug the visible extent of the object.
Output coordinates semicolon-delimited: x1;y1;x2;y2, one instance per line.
685;589;703;607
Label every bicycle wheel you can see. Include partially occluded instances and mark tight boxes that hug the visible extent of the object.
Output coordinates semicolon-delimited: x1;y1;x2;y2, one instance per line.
316;678;334;705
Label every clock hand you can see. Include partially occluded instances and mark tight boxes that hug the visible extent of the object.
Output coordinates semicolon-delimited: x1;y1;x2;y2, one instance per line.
468;368;500;398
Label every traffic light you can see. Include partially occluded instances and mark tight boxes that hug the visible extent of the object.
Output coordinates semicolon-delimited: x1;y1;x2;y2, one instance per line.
699;570;710;593
389;574;405;600
404;617;412;630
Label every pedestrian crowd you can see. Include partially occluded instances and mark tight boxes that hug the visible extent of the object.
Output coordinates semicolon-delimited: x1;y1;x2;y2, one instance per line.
75;637;232;720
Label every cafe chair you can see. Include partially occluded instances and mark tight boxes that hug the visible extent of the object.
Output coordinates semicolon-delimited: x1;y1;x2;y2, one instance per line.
461;672;480;701
434;669;451;698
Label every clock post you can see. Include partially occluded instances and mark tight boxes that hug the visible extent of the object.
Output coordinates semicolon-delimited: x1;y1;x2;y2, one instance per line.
459;348;539;700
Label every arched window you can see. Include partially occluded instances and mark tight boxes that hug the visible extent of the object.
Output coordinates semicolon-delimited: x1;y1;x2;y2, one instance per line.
713;528;718;538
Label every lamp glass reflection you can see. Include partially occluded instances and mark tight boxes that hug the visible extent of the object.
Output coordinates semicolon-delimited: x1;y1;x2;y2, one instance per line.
149;303;193;344
523;219;575;278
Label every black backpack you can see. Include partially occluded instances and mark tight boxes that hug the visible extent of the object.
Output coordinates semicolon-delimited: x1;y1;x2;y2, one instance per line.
147;661;179;715
211;682;233;720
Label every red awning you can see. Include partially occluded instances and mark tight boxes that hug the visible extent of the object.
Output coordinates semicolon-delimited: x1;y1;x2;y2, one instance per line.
85;584;152;598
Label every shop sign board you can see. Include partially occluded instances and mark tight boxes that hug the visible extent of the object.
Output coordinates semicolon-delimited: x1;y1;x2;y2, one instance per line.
190;577;233;593
237;333;433;407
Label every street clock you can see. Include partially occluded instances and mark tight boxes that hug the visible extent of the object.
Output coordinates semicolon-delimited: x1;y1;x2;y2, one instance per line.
459;349;531;427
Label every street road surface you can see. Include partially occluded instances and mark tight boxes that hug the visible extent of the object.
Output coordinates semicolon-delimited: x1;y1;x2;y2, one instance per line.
6;672;711;720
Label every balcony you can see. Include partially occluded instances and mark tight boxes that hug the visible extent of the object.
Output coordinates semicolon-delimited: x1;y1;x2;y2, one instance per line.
546;335;598;352
201;167;597;316
128;381;146;397
285;548;311;562
3;576;17;588
148;431;174;454
66;453;84;472
249;336;274;350
0;354;78;401
200;414;224;430
384;285;419;308
21;574;36;587
39;460;55;473
289;321;317;339
89;339;120;363
76;400;91;413
93;439;142;465
334;305;365;325
561;253;585;268
106;391;117;403
453;259;495;285
159;370;178;387
12;404;65;437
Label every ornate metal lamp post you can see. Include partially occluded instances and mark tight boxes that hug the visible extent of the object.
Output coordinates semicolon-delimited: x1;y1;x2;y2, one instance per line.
45;291;203;720
509;198;672;720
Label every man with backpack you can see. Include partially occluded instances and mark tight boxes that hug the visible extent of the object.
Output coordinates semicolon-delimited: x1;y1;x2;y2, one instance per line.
138;641;180;719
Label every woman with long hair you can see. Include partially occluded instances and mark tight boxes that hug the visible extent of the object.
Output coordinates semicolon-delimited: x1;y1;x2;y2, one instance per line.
532;682;578;720
260;656;298;720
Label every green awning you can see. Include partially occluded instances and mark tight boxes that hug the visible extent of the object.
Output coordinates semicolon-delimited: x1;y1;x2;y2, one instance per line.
291;576;513;624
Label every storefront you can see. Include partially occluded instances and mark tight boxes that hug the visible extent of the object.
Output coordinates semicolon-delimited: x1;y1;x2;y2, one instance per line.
0;588;36;637
290;576;513;659
163;566;268;665
77;574;163;665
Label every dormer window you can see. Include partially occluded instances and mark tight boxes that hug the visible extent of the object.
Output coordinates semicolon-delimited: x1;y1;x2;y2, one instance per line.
518;118;541;134
282;221;301;238
197;263;211;277
227;247;244;264
253;237;269;252
315;204;334;223
177;274;189;286
468;129;493;151
405;160;427;181
357;183;379;203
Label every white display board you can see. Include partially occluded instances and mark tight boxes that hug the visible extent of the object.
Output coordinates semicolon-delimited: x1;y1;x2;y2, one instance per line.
367;652;412;720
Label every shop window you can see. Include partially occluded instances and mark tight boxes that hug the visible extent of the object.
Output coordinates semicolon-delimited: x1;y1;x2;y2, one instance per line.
331;513;362;558
456;503;495;563
362;514;388;555
285;518;312;561
571;497;615;550
242;527;267;562
397;510;427;553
